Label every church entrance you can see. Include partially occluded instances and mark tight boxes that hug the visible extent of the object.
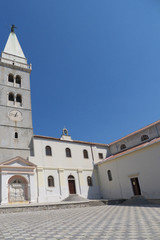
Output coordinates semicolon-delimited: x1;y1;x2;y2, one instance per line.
8;176;28;203
130;177;141;196
68;175;76;194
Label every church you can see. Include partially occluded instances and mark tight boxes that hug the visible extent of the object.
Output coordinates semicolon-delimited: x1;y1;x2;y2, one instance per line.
0;27;159;204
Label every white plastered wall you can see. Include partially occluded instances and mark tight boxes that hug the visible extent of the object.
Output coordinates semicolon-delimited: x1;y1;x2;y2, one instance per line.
1;172;37;204
30;137;107;202
98;142;160;200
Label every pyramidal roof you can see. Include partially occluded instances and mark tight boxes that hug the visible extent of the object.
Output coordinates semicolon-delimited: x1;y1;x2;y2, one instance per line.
3;31;25;58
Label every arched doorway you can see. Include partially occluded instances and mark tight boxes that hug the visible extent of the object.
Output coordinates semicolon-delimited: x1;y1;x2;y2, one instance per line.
68;175;76;194
8;175;28;203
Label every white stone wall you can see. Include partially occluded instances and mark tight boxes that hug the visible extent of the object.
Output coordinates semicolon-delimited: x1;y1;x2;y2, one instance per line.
98;141;160;200
1;172;37;204
109;123;160;156
29;137;107;202
0;61;33;162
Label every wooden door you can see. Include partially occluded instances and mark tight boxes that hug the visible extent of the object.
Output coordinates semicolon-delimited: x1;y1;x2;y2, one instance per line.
68;180;76;194
130;177;141;196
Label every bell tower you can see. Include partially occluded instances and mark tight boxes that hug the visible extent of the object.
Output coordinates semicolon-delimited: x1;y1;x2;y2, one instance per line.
0;25;33;162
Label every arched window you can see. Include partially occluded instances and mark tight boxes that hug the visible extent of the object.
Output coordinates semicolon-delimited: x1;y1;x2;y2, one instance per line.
107;170;112;181
66;148;71;157
87;176;93;186
15;75;21;87
8;92;14;101
120;144;126;150
141;135;149;142
16;94;22;103
8;74;14;83
45;146;52;156
48;176;54;187
83;149;88;159
15;132;18;139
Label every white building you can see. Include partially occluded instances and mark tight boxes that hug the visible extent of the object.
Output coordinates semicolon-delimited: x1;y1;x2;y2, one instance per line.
0;26;160;204
29;130;107;203
97;120;160;201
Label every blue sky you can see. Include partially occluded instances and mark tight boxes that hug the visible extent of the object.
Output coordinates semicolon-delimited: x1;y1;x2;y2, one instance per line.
1;0;160;143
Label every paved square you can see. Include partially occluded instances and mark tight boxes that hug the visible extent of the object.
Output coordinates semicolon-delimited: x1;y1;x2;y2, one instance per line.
0;205;160;239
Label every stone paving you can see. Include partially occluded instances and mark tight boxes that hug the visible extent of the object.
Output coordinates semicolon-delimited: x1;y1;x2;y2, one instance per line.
0;205;160;239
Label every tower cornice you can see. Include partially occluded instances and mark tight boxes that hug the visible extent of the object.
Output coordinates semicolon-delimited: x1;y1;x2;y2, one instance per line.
0;59;32;73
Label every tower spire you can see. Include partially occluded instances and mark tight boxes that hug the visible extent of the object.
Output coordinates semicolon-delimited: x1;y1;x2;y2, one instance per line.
0;25;32;70
2;26;25;59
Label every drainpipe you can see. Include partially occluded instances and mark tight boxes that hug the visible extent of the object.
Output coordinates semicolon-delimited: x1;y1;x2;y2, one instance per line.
36;168;39;203
77;170;82;195
91;145;95;167
58;169;62;196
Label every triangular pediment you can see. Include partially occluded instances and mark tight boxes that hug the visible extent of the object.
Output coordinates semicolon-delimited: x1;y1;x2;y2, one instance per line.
0;156;36;168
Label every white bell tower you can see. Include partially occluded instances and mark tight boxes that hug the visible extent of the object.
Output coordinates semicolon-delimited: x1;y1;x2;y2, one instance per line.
0;25;33;162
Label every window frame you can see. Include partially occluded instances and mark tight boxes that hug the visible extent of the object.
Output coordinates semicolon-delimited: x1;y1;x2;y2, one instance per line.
8;92;14;101
16;94;22;103
15;132;18;139
15;75;21;87
98;153;103;159
107;170;112;181
45;146;52;156
141;135;149;142
83;149;89;159
48;176;54;187
120;144;126;150
87;176;93;186
66;148;72;158
8;74;14;83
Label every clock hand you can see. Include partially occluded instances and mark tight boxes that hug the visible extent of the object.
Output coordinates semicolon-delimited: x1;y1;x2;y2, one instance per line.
15;113;17;117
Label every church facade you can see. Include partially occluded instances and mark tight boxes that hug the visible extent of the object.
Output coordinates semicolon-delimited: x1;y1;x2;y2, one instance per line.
0;28;159;204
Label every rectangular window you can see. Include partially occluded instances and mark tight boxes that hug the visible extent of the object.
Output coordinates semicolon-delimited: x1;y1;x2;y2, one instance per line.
98;153;103;159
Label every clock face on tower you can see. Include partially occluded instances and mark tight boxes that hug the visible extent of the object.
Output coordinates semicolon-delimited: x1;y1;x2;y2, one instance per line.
8;110;23;122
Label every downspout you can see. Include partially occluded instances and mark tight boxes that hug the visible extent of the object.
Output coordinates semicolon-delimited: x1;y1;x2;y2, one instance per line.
58;169;62;196
36;168;39;203
90;145;95;167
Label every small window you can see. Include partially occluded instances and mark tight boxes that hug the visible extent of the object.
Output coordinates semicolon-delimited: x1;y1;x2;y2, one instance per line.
8;74;14;83
8;92;14;101
120;144;126;150
45;146;52;156
66;148;71;157
141;135;149;142
15;132;18;139
107;170;112;181
87;176;93;186
83;149;88;159
48;176;54;187
98;153;103;159
16;94;22;103
15;75;21;87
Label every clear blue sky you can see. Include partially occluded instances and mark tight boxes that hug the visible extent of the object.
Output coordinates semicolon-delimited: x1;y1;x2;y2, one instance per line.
1;0;160;143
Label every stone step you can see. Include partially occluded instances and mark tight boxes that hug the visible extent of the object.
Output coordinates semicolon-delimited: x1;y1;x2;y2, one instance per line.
0;199;124;214
62;194;88;202
121;196;150;206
